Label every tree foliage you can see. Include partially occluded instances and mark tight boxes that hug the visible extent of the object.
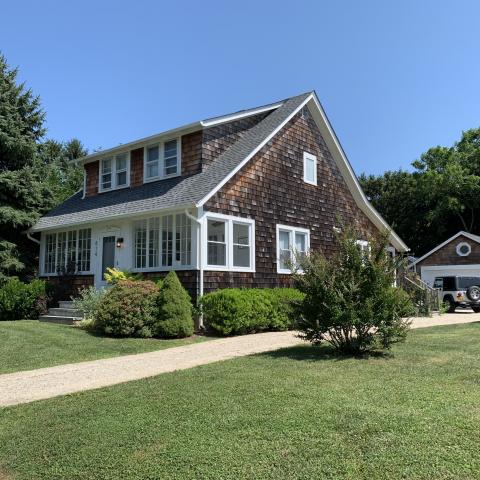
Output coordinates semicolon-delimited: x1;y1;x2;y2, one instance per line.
294;229;413;355
0;52;85;281
360;128;480;256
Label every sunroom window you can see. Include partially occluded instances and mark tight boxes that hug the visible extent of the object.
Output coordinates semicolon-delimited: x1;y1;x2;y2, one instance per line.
145;139;180;181
43;228;92;274
134;214;192;270
277;225;310;273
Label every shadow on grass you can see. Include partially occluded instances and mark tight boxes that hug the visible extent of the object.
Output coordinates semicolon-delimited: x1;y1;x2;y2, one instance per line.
261;343;393;363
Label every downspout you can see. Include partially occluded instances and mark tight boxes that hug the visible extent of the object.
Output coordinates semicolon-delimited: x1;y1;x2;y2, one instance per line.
184;208;204;329
26;230;41;245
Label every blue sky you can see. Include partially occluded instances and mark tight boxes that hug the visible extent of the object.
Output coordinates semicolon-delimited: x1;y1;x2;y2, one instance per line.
1;0;479;175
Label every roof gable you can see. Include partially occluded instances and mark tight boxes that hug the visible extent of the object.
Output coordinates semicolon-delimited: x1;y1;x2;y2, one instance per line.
412;231;480;266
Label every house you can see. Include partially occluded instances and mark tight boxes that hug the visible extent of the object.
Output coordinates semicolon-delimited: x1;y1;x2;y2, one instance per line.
412;231;480;286
30;91;407;301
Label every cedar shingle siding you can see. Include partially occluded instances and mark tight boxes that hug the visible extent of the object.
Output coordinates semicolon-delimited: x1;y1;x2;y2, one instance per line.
202;108;377;291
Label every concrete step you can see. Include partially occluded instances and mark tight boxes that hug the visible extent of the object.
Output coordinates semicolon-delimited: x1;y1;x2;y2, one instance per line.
48;307;83;317
39;315;82;325
58;301;75;309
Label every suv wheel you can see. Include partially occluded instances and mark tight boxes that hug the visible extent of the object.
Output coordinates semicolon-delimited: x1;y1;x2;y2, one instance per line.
467;285;480;302
443;297;456;313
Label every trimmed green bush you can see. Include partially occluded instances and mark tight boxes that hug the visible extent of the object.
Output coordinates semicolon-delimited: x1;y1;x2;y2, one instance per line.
94;280;159;337
153;272;194;338
200;288;304;335
0;279;49;320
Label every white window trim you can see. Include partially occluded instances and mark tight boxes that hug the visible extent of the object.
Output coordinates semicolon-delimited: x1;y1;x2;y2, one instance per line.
276;224;310;274
456;242;471;257
143;138;182;183
131;212;196;272
303;152;317;186
98;152;131;192
40;228;93;276
202;212;255;272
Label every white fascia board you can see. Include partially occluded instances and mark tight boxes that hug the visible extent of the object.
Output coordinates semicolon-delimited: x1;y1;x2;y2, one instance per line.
195;94;314;208
307;94;408;252
411;231;480;266
73;122;202;165
201;102;283;127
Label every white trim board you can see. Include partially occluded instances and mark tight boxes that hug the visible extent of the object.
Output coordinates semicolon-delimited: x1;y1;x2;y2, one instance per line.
412;231;480;266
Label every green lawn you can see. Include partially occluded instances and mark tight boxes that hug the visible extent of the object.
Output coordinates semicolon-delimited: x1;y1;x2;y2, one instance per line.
1;323;480;479
0;320;206;374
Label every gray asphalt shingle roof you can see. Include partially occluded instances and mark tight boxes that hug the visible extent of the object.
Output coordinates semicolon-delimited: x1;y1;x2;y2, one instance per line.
33;93;310;231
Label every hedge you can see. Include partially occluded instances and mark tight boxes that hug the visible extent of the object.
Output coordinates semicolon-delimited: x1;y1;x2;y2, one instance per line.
200;288;304;335
0;279;49;320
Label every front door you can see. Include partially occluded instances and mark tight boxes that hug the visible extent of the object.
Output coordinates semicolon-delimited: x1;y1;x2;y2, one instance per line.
101;236;116;283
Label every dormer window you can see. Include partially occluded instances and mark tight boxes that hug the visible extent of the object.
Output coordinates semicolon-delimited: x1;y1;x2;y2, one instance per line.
145;138;180;181
100;153;130;191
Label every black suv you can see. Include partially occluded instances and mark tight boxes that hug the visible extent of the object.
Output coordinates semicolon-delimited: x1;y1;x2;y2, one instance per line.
433;276;480;313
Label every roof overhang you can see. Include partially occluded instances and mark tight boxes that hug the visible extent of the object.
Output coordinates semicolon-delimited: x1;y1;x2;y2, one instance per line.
72;101;283;165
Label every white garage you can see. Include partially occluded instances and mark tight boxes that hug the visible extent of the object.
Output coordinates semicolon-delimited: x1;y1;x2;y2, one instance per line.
419;265;480;287
412;231;480;286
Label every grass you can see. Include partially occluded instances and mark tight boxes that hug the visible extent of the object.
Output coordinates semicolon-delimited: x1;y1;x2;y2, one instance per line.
0;320;207;374
1;323;480;479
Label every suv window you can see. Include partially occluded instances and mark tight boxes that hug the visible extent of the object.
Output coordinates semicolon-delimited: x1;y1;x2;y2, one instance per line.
433;278;443;289
442;277;456;291
457;277;480;289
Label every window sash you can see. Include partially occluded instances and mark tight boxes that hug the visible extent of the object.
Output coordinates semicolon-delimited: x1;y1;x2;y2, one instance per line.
303;152;317;185
145;139;180;180
101;153;129;190
277;225;309;273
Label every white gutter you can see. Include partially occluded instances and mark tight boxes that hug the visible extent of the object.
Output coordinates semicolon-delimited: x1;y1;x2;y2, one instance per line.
184;208;204;329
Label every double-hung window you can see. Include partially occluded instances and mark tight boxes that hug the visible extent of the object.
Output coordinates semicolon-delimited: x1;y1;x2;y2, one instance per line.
303;152;317;185
145;139;180;181
276;225;310;273
100;153;129;191
205;214;254;271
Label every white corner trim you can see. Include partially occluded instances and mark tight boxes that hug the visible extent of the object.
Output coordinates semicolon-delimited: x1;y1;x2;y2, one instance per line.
412;231;480;266
195;94;314;208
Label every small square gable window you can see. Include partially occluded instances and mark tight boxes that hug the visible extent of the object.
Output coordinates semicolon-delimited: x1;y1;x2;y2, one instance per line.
456;242;471;257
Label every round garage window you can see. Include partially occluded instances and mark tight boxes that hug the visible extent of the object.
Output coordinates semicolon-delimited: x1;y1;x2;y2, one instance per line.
456;242;471;257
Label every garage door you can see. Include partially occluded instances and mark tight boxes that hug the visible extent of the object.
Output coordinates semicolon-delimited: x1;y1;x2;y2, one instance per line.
421;265;480;287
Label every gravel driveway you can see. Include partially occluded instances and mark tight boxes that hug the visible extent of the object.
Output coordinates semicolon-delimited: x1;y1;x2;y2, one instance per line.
0;312;478;408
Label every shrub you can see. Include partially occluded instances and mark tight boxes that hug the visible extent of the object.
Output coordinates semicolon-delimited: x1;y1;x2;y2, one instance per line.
93;280;159;337
201;288;304;335
152;271;194;338
294;228;412;354
72;286;106;328
0;279;49;320
104;267;141;285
